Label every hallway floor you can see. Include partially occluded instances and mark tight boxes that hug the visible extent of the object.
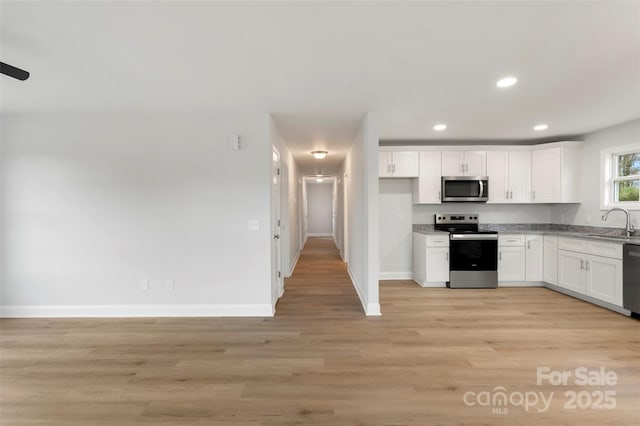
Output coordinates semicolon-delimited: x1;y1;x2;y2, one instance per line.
275;237;363;318
1;237;639;424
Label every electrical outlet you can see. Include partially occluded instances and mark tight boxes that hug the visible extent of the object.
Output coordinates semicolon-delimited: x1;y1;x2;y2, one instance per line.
140;280;150;291
166;280;175;291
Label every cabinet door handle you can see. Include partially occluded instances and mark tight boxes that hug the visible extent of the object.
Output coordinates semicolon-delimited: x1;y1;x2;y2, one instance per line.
499;251;502;261
392;164;396;173
506;191;509;199
586;260;590;271
465;163;469;173
510;191;513;199
438;190;441;200
580;259;584;270
387;164;391;174
527;241;531;249
532;190;536;200
446;252;449;261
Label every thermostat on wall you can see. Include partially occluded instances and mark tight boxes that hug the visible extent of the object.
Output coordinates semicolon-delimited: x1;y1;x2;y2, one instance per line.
229;134;240;151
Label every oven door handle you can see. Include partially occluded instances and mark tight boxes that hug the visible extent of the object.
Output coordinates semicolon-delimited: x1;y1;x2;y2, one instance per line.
450;234;498;240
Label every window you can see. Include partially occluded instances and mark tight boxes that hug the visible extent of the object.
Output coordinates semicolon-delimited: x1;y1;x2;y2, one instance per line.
614;151;640;202
602;144;640;209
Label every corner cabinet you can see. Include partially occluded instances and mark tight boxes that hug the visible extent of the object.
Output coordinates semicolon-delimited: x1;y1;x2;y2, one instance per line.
379;151;419;178
530;143;582;203
413;233;449;287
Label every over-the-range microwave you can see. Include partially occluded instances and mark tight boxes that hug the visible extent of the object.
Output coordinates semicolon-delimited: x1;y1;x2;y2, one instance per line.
441;176;489;202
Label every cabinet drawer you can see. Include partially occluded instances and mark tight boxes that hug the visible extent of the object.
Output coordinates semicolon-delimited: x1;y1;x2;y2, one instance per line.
499;235;525;246
558;237;588;253
426;235;449;247
587;241;623;259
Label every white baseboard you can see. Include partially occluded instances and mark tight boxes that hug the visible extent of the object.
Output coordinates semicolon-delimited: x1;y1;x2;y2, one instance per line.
287;249;301;277
306;233;333;237
0;304;274;318
498;281;544;287
379;272;413;280
346;265;381;317
417;281;447;288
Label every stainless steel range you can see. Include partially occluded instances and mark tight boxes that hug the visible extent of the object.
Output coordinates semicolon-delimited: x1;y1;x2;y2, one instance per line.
435;214;498;288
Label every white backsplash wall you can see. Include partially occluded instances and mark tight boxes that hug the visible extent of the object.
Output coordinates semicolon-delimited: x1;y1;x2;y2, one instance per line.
551;119;640;230
413;203;552;224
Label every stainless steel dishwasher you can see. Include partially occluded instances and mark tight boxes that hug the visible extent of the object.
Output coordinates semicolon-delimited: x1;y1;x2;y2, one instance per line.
623;244;640;316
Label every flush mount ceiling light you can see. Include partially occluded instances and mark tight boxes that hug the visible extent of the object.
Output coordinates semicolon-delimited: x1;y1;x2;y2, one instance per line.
533;124;549;131
433;124;447;131
311;151;328;159
310;173;330;183
496;76;518;88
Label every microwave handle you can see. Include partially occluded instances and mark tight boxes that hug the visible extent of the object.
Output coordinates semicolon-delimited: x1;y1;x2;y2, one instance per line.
479;180;484;197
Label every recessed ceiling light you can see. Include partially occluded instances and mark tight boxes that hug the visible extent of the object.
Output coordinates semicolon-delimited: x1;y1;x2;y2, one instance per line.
433;124;447;131
533;124;548;131
496;77;518;88
311;151;328;159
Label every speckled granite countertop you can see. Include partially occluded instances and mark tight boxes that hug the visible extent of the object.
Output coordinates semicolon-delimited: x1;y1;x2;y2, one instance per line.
412;223;640;245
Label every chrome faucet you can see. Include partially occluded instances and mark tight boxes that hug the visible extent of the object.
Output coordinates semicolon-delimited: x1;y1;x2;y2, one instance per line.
602;207;636;237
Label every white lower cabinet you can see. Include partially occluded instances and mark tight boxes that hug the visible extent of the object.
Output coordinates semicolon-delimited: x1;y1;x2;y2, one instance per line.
543;236;558;285
557;249;587;293
498;246;526;282
413;232;449;287
585;256;623;306
525;235;543;281
556;238;623;308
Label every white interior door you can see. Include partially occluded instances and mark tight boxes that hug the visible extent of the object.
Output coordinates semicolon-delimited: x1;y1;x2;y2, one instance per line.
306;180;334;235
272;149;283;303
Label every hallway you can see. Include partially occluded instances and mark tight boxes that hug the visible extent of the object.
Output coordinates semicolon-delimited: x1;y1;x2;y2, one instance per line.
275;237;364;317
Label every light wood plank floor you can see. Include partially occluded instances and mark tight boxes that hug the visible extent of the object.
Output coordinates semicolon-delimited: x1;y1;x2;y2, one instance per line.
1;237;639;425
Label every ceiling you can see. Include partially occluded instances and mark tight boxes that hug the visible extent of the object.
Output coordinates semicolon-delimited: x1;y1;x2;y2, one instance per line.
2;1;639;174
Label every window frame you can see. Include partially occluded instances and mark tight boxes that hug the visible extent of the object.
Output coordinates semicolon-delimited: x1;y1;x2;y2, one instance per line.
601;144;640;210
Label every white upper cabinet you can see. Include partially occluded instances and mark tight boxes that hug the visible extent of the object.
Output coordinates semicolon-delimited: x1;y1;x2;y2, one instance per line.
379;151;419;178
486;151;531;203
530;143;582;203
441;151;486;176
413;151;442;204
531;148;559;203
486;151;509;203
508;151;532;203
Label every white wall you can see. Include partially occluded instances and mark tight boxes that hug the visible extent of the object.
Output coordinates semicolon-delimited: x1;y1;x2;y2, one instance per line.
1;112;274;317
306;181;333;235
551;119;640;229
379;179;414;279
341;112;380;316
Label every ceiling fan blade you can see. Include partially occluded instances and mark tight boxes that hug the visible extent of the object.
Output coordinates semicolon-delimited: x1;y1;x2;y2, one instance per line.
0;62;30;81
